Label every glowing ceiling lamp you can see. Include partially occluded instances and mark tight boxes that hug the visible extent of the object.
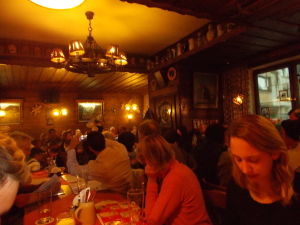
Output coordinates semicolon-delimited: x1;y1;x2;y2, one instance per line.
51;11;127;77
29;0;85;9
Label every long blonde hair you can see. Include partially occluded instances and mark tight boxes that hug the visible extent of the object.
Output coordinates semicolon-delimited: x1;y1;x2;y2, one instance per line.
136;134;174;172
225;114;294;205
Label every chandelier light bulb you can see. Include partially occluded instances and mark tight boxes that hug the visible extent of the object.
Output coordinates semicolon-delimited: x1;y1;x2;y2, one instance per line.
61;108;68;116
29;0;85;9
125;104;131;111
128;114;133;119
53;109;60;116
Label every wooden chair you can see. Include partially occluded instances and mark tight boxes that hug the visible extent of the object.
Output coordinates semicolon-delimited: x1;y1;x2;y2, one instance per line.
201;179;227;225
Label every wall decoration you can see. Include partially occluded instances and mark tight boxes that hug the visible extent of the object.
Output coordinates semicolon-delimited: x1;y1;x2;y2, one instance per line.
193;73;218;108
76;100;104;122
279;90;288;101
30;104;43;115
261;107;270;118
159;102;172;128
0;99;23;125
193;119;219;129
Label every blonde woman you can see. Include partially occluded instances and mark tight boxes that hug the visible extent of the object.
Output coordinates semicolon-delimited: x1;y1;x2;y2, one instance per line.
136;134;211;225
225;115;300;225
0;134;30;215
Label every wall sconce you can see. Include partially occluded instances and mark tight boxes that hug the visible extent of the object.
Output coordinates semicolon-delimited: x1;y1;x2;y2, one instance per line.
0;109;5;117
127;113;133;119
53;107;68;116
233;94;244;105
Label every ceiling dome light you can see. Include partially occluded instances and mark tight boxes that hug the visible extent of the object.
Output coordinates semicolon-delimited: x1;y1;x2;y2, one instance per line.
29;0;85;10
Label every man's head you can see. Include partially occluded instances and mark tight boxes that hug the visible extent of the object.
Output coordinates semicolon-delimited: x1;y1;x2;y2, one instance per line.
30;147;44;161
87;131;106;153
118;126;126;134
288;109;300;121
280;119;300;147
10;131;33;156
48;128;57;138
118;131;135;152
138;119;161;141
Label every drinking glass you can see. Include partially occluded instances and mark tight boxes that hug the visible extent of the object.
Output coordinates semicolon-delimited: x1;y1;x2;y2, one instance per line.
77;168;88;194
36;189;54;224
56;212;75;225
127;189;144;225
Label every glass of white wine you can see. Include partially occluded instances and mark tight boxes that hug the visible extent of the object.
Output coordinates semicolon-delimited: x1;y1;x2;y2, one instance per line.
36;189;54;224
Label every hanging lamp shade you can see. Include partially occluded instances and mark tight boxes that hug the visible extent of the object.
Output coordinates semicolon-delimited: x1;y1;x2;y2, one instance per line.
106;45;119;58
29;0;85;9
69;40;85;56
51;48;66;63
115;52;128;66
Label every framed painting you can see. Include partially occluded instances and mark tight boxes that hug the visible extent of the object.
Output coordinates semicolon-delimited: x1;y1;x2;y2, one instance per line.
279;90;288;101
193;73;218;108
0;99;23;125
76;99;104;122
159;102;172;128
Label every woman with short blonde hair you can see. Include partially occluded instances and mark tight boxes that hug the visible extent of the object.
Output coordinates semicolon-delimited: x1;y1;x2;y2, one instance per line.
136;134;211;225
225;115;300;225
0;134;30;215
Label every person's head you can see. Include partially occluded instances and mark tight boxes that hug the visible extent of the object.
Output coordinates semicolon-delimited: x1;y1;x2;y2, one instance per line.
10;131;33;156
29;147;44;161
205;123;225;145
280;119;300;148
225;114;294;205
0;134;30;215
118;126;126;134
61;130;73;143
118;131;135;152
138;119;161;141
86;131;106;153
97;126;104;133
31;139;42;148
48;129;57;138
110;127;116;134
176;126;188;137
93;119;100;126
39;132;47;141
288;109;300;121
136;134;174;172
102;131;116;141
163;129;180;144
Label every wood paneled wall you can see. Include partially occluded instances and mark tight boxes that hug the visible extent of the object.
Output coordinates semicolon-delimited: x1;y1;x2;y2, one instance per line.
0;90;144;139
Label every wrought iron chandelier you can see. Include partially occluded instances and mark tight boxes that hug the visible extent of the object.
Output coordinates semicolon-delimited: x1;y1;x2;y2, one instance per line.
50;11;127;77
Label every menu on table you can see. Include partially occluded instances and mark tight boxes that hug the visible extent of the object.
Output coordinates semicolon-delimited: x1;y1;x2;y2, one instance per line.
95;200;131;225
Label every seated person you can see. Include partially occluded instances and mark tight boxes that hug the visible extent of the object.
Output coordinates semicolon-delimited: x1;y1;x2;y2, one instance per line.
66;131;133;194
27;147;44;172
225;115;300;225
117;131;140;169
86;119;101;131
0;134;30;215
136;134;211;225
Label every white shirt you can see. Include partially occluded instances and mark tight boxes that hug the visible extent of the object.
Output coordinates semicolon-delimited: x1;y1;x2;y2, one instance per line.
67;139;133;193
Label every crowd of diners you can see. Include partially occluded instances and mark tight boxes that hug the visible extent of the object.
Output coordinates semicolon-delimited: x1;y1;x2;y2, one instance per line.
0;109;300;225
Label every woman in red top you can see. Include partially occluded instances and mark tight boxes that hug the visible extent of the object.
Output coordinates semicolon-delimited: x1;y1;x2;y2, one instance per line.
136;134;211;225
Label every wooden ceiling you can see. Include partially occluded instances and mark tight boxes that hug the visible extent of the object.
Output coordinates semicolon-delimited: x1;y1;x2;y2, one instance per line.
1;0;300;94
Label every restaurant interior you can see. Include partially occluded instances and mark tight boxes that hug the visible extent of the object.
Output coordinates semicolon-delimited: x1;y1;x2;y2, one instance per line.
1;1;300;225
0;0;300;138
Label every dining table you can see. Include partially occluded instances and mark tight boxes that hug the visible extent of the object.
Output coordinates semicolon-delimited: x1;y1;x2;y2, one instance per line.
24;189;128;225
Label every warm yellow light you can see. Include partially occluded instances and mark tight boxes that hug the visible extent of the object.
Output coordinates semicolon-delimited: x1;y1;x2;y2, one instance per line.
0;110;5;117
61;108;68;116
29;0;85;9
125;104;131;111
53;109;60;116
168;109;171;114
128;114;133;119
132;104;138;111
233;94;244;105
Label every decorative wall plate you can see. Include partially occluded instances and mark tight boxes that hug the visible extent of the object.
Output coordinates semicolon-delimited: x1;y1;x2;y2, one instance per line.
167;67;177;80
150;78;157;91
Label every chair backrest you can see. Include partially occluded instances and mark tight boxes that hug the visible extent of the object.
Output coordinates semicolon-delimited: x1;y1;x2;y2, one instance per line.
201;179;226;225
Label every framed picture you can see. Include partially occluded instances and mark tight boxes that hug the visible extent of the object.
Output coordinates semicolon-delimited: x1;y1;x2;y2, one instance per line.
159;102;172;128
193;73;218;108
0;99;23;125
76;99;103;122
279;90;288;101
261;107;270;118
